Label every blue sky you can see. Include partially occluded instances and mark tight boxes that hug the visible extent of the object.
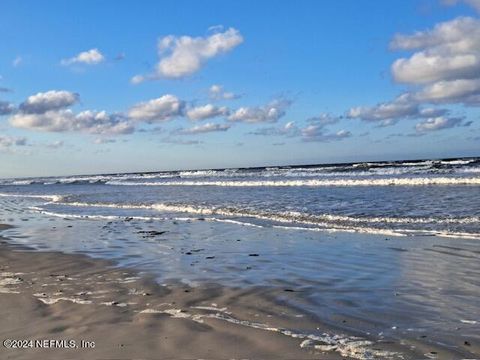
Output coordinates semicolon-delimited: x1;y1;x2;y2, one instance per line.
0;0;479;177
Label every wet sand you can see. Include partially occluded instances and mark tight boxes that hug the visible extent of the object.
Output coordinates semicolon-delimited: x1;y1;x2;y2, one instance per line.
0;223;421;360
0;223;477;359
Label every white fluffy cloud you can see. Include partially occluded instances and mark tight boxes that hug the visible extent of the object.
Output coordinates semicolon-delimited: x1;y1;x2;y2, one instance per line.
186;104;229;120
10;109;134;135
301;126;351;142
415;116;465;132
418;107;450;117
127;95;184;123
347;97;454;126
209;84;241;100
19;90;79;114
249;121;300;136
176;122;230;135
9;90;135;136
391;17;480;84
390;17;480;107
392;52;480;84
250;115;350;143
415;78;480;105
132;28;243;82
61;49;105;66
306;114;342;127
228;99;291;123
349;15;479;134
347;95;420;125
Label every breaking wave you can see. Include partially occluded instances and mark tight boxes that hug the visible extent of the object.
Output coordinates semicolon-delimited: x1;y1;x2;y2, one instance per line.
106;176;480;187
1;157;478;186
42;200;480;239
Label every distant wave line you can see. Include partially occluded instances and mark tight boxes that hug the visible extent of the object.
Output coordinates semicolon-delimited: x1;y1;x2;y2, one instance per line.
105;177;480;187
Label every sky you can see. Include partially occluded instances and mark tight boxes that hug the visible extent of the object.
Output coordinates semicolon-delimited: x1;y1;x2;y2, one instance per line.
0;0;479;177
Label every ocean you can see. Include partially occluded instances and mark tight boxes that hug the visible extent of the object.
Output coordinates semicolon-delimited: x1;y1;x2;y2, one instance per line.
1;157;480;238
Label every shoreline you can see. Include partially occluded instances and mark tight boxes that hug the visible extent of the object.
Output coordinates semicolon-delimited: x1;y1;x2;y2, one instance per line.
0;228;326;359
1;223;478;359
0;223;418;360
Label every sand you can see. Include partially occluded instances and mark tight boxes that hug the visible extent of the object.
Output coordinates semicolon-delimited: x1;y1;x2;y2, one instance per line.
0;241;324;359
0;223;472;360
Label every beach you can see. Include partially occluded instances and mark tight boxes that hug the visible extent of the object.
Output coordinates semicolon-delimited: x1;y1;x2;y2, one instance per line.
0;220;479;359
0;159;479;359
0;225;406;360
0;228;328;360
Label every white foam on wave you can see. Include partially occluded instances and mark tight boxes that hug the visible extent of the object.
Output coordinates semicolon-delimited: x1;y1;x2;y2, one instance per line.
106;176;480;187
28;207;158;222
35;296;93;305
0;192;63;202
5;191;475;239
59;201;480;226
0;272;24;294
35;201;480;239
440;159;476;165
28;206;265;229
270;224;406;237
138;307;401;359
458;167;480;174
1;159;478;185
